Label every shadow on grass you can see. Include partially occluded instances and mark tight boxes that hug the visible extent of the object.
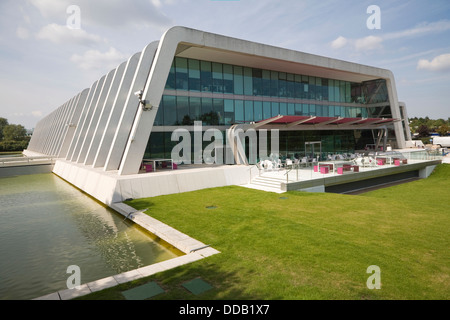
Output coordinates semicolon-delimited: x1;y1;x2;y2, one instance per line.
76;258;251;300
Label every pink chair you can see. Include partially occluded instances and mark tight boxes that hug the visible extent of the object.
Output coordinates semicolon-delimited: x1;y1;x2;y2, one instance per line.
144;164;153;172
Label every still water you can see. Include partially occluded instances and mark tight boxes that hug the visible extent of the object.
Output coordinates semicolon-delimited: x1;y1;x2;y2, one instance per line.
0;173;181;300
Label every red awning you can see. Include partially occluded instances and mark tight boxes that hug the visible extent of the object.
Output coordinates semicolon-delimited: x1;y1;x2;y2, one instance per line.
254;115;399;129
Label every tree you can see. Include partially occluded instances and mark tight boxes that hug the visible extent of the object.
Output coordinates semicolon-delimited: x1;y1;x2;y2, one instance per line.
0;117;8;141
3;124;28;141
438;124;449;137
417;124;430;138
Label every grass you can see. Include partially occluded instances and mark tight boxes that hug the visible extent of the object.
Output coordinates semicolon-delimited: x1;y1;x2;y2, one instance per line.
79;164;450;300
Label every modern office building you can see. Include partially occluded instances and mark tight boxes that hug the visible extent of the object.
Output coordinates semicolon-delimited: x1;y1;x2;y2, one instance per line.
25;26;416;204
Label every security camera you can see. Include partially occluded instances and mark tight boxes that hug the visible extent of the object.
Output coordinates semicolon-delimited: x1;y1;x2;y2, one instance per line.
134;90;143;97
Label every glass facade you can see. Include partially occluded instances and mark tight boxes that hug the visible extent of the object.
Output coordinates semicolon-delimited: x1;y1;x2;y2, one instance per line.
145;56;393;161
158;57;392;126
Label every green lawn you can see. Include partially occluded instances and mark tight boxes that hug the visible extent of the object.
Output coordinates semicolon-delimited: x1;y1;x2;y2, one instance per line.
81;164;450;300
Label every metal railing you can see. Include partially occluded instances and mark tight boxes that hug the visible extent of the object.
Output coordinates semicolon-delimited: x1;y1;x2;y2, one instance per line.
0;156;57;167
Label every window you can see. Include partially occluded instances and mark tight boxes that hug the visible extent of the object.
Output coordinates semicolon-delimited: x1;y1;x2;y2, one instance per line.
244;67;253;96
224;99;234;124
177;96;190;125
295;103;303;115
201;61;212;92
213;98;224;125
201;97;213;125
263;101;271;119
280;102;287;115
175;57;188;90
254;101;263;122
223;64;234;94
271;102;279;117
245;100;253;122
270;71;279;97
212;63;223;93
163;95;177;125
233;66;244;95
190;97;201;122
262;70;271;97
288;103;295;115
165;60;176;90
234;100;244;122
188;59;200;92
252;69;262;96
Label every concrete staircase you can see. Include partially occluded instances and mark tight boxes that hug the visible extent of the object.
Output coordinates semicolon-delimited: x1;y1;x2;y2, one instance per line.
243;174;286;193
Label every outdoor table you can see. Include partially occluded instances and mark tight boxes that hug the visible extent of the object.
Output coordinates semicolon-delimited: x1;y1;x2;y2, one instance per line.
142;159;174;172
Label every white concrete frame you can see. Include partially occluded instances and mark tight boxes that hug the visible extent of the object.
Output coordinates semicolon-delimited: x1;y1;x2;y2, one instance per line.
26;26;409;176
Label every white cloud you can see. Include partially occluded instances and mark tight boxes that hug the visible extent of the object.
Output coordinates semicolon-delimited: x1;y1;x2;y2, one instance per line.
384;20;450;40
331;35;383;52
417;54;450;72
354;36;383;52
32;111;43;118
70;47;129;71
16;27;30;39
36;23;104;46
29;0;172;29
330;36;347;49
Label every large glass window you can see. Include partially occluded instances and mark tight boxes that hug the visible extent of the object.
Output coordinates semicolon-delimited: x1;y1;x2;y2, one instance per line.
234;100;244;123
188;59;200;91
177;96;190;125
165;60;176;90
244;100;253;122
201;97;214;125
254;101;263;122
280;102;287;115
175;57;188;90
243;67;253;96
262;70;271;97
213;98;224;125
288;103;295;115
286;73;295;98
252;69;263;96
190;97;201;122
212;63;223;93
201;61;212;92
163;95;177;125
263;101;271;119
223;64;234;94
233;66;244;95
270;71;279;97
224;99;234;124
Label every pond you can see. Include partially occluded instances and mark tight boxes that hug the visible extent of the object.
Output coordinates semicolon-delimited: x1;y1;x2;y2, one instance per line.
0;173;181;300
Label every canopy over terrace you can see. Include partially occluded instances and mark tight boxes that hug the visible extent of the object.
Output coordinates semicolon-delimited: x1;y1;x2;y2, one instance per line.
252;115;400;130
229;115;400;165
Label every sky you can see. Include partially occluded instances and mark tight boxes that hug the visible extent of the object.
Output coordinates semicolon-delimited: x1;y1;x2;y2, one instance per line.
0;0;449;130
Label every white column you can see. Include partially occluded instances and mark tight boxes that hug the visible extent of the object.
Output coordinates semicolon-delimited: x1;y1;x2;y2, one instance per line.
58;89;89;159
77;69;115;164
84;63;127;166
103;44;158;171
71;77;105;162
66;81;98;161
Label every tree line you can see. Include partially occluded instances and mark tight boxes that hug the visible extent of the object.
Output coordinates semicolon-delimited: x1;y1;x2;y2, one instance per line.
0;117;30;152
409;117;449;138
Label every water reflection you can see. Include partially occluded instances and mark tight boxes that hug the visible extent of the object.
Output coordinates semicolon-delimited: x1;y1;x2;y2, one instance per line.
0;173;181;300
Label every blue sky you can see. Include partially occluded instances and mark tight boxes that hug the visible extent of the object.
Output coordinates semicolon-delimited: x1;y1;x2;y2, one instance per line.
1;0;449;130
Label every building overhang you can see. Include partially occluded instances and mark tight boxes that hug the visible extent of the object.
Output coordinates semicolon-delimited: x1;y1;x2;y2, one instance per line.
253;115;400;131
